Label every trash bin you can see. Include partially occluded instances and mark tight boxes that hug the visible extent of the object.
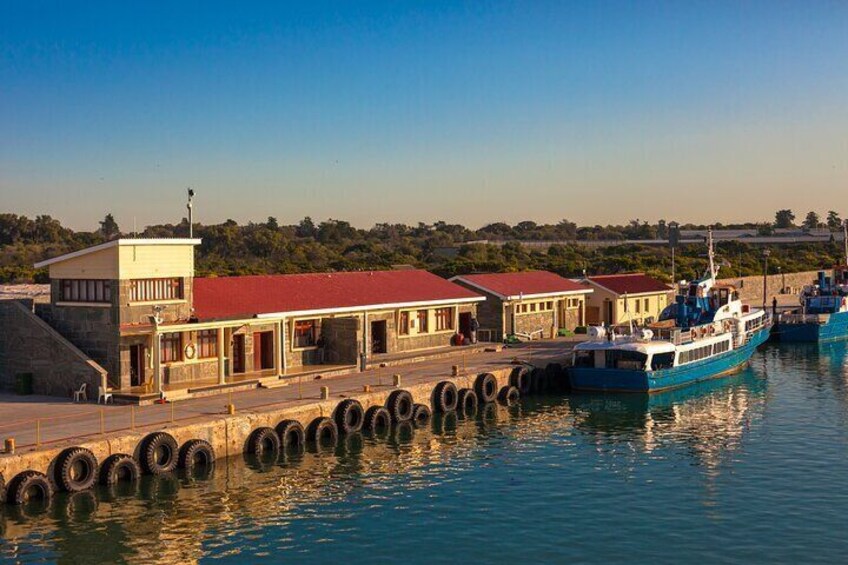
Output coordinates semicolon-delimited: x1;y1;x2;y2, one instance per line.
15;373;33;395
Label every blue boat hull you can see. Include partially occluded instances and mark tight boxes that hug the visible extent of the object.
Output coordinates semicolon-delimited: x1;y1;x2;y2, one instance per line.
774;311;848;343
568;327;771;393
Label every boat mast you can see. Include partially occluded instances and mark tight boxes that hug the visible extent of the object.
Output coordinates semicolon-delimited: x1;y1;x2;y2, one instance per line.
843;219;847;266
707;226;717;279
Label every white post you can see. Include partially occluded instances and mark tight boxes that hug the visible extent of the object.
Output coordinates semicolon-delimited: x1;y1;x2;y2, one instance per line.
274;319;283;377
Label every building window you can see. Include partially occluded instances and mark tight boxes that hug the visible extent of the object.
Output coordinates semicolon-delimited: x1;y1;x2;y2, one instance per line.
399;311;410;335
59;279;112;303
130;278;184;302
161;332;183;363
417;310;429;333
198;330;218;359
530;303;537;312
644;298;649;311
294;320;317;348
635;300;641;313
435;307;453;331
546;301;553;310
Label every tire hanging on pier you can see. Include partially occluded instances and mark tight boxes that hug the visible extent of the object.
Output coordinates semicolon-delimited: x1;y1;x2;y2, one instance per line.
54;447;98;493
432;381;459;412
334;399;365;434
509;366;532;395
247;427;281;456
386;390;414;422
275;419;306;450
411;403;432;428
307;417;339;448
139;432;179;475
475;373;498;403
363;406;392;435
6;470;53;506
457;388;478;418
545;362;564;392
531;367;550;394
99;454;141;485
179;439;215;471
498;385;520;406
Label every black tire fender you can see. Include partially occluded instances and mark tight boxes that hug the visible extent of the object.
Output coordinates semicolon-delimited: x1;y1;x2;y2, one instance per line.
362;406;392;434
498;385;520;406
307;417;339;447
54;447;98;493
411;403;432;428
179;439;215;470
139;432;179;475
99;453;141;485
457;388;478;417
386;390;414;422
510;366;532;395
475;373;498;403
7;470;53;506
334;399;365;434
247;427;281;456
275;419;305;449
432;381;458;412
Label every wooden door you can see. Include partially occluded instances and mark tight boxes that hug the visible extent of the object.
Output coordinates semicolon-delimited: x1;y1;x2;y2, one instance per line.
233;334;246;374
130;344;146;387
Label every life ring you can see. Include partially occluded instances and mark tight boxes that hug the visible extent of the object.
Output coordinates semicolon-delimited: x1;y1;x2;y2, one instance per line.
708;326;716;336
184;342;196;360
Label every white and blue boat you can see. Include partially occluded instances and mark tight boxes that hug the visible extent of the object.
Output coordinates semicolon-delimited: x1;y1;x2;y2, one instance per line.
774;223;848;343
569;230;772;393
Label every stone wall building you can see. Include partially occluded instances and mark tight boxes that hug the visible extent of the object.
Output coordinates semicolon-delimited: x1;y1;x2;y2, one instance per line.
0;239;483;401
582;273;672;326
450;271;592;341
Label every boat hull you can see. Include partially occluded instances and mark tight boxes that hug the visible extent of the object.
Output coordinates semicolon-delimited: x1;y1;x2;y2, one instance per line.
568;327;771;393
774;311;848;343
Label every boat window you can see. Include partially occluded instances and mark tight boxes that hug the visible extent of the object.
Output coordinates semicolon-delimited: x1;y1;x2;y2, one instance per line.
651;352;675;370
574;350;594;368
605;350;647;371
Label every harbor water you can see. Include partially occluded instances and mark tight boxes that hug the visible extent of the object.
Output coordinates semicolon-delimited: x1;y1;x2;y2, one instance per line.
2;341;847;564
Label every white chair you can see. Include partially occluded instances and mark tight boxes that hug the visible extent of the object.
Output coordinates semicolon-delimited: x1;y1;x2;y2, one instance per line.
98;386;113;404
73;383;87;403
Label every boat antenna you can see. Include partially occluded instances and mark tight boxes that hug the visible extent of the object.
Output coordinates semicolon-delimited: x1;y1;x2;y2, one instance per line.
843;219;847;266
707;226;717;279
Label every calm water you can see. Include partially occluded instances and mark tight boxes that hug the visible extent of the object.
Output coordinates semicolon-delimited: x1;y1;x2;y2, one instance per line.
2;342;848;564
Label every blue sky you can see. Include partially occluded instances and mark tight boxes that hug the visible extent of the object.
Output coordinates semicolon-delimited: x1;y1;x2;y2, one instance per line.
1;1;847;230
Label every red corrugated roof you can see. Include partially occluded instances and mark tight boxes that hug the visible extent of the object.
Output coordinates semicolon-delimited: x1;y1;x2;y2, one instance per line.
587;273;670;295
192;270;482;320
454;271;590;298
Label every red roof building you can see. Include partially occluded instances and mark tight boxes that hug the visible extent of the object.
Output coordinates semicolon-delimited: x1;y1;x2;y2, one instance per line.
194;270;483;321
583;273;672;326
584;273;670;295
450;271;590;300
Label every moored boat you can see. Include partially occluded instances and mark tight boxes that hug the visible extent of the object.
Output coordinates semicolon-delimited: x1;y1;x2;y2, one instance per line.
569;229;772;393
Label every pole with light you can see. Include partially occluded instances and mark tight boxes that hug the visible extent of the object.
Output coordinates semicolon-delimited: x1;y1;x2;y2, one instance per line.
668;221;680;288
762;248;771;310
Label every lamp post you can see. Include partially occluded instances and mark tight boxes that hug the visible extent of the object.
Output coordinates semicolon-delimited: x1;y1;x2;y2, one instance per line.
762;249;771;310
668;221;680;287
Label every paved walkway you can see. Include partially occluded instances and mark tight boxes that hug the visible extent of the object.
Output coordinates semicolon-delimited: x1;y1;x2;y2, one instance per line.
0;339;576;451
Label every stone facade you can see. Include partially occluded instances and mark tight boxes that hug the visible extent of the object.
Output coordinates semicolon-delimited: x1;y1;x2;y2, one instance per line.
717;270;818;305
0;300;107;397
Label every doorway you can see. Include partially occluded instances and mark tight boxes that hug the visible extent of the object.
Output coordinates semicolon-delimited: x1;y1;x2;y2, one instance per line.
605;300;614;325
370;320;387;354
130;344;146;387
232;334;246;374
459;312;472;341
253;331;275;371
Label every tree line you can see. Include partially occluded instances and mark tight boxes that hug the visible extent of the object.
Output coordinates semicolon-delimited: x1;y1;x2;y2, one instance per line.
0;211;845;285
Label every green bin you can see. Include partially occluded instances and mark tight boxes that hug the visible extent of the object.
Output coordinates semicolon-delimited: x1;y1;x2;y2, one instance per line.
15;373;33;395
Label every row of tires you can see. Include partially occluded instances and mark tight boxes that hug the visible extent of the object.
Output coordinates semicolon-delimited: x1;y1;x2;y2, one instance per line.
1;365;562;506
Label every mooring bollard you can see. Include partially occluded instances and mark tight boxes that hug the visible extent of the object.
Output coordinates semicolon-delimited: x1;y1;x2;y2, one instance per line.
226;403;236;415
363;384;371;393
5;437;15;454
451;365;460;376
393;374;402;387
320;386;330;400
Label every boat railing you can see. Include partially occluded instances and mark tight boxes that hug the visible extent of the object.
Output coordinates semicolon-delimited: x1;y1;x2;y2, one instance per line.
779;312;829;325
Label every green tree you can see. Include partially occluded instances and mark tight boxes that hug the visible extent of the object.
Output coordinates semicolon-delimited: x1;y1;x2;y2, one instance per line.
826;211;842;229
774;209;795;229
99;213;120;239
803;211;820;230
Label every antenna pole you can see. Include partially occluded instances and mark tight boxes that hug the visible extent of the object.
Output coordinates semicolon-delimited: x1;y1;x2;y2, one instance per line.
843;219;847;266
186;188;194;238
707;226;716;278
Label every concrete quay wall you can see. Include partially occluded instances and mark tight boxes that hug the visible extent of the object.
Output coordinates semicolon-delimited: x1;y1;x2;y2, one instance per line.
0;364;528;486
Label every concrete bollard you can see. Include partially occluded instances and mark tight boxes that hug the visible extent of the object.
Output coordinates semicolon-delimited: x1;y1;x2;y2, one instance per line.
320;386;330;400
393;374;402;387
4;437;15;454
226;403;236;415
451;365;460;376
363;384;371;393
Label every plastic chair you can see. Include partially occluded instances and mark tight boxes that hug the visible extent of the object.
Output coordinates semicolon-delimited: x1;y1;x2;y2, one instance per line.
98;386;113;404
73;383;87;403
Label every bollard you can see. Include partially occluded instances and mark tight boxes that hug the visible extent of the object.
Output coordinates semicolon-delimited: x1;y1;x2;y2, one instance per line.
363;384;371;393
393;374;402;387
320;386;330;400
4;438;15;454
226;403;236;415
451;365;459;376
